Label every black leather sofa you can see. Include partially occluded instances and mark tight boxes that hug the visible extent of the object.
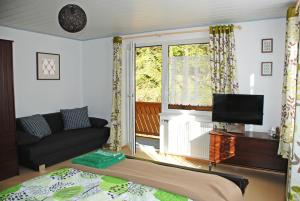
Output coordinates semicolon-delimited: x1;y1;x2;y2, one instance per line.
16;112;110;170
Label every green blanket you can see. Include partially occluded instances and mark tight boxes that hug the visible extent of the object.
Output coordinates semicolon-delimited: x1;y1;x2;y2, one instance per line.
0;168;193;201
71;150;125;169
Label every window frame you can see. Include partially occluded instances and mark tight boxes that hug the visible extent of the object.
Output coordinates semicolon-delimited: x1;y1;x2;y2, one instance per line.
167;42;211;111
135;38;211;117
163;39;211;115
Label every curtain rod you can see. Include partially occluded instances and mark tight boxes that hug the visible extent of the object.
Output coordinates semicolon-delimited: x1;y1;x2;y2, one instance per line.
122;25;242;40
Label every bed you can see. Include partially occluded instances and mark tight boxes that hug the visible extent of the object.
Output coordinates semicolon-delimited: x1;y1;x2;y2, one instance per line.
0;156;248;201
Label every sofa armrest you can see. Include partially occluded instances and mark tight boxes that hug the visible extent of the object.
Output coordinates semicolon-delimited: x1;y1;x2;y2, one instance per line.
89;117;108;129
16;130;40;146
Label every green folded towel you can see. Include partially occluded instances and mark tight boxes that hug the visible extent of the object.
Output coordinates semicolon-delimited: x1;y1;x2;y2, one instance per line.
71;150;125;169
95;150;124;158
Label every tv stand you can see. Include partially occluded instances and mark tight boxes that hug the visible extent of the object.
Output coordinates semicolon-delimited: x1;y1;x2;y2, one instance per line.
209;130;288;172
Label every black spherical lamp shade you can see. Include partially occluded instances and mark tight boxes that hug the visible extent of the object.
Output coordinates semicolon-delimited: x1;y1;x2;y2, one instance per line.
58;4;87;33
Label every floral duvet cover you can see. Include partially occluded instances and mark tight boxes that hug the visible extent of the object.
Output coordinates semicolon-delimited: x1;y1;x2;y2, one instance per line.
0;168;193;201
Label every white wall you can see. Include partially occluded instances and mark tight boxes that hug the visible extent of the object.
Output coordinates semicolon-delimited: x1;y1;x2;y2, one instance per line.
77;21;282;158
127;18;285;158
0;18;285;159
1;19;283;131
79;18;285;153
0;18;284;137
0;26;82;117
236;18;285;132
81;38;113;121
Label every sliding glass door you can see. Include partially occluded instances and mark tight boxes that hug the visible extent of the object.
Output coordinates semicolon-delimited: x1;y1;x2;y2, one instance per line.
135;46;162;150
125;42;136;155
127;38;212;157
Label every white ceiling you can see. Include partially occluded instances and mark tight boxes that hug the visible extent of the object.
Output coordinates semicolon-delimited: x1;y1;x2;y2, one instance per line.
0;0;295;40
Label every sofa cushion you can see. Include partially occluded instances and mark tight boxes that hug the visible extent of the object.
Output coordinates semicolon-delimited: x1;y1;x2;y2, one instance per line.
89;117;108;128
43;112;64;133
19;114;51;138
22;128;109;160
61;106;91;130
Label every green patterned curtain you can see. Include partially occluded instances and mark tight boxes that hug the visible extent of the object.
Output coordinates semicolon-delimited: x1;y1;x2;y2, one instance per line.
280;6;300;201
289;72;300;200
209;24;239;95
279;6;299;159
209;25;239;130
109;36;122;151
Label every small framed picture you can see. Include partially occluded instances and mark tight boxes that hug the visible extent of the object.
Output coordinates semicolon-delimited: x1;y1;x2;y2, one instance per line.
261;38;273;53
261;62;272;76
36;52;60;80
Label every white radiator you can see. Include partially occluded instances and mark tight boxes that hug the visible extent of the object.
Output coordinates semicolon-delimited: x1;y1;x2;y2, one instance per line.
163;117;212;160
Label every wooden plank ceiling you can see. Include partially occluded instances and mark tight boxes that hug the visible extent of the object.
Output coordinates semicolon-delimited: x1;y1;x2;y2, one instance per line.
0;0;294;40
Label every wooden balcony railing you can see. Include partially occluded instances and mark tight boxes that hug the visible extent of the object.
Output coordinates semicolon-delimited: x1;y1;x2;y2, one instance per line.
135;101;212;138
135;102;161;137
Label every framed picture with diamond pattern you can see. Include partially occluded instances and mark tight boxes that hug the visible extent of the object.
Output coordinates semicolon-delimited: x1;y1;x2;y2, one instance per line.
36;52;60;80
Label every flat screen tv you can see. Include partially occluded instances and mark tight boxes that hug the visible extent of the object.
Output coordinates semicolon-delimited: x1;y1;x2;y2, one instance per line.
212;94;264;125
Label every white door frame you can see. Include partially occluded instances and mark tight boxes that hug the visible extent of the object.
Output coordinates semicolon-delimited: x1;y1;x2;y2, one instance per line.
124;37;210;155
124;41;136;155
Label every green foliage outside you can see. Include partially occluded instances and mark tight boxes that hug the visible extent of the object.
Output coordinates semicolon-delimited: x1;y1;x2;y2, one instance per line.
136;46;162;102
135;44;212;107
169;43;208;57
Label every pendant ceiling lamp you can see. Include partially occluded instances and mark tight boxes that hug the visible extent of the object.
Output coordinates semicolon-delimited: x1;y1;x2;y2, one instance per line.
58;4;87;33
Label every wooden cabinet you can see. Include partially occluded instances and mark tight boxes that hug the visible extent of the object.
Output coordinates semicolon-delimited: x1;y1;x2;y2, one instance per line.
210;130;288;172
209;131;236;163
0;39;18;180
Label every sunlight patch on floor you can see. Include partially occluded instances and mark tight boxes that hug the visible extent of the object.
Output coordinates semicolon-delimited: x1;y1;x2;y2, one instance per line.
135;143;203;169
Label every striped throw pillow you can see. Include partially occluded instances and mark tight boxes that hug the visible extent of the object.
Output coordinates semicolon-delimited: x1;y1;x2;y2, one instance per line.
20;114;52;138
61;106;91;130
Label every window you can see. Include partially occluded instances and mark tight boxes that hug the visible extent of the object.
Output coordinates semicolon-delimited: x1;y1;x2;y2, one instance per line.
135;40;212;112
135;46;162;102
168;43;212;111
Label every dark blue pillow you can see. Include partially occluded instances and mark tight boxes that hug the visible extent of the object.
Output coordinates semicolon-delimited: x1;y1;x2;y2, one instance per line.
20;114;51;138
61;106;91;130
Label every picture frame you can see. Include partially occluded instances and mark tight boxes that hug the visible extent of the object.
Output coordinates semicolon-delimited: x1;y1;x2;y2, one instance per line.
261;38;273;53
36;52;60;80
261;62;272;76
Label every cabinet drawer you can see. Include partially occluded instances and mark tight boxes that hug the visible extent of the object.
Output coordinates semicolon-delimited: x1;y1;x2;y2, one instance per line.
235;138;279;156
210;134;236;163
210;130;288;172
